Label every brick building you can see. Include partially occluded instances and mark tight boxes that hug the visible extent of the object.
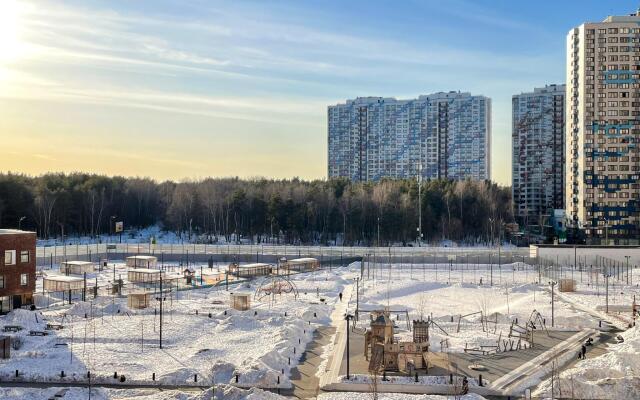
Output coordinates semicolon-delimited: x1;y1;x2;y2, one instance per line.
0;229;36;312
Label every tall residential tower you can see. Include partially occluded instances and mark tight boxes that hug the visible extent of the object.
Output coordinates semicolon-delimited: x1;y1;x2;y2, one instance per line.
327;92;491;182
512;84;565;232
566;12;640;244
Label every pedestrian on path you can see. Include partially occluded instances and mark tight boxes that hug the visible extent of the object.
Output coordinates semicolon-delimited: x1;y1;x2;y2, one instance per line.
577;350;582;360
581;344;587;359
339;292;343;302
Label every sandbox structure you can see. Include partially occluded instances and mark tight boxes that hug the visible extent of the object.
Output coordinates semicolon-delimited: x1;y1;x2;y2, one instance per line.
127;292;152;309
230;293;251;311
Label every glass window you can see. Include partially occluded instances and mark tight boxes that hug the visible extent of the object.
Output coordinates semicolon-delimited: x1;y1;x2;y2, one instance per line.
0;275;4;289
20;273;27;286
4;250;15;266
20;250;29;263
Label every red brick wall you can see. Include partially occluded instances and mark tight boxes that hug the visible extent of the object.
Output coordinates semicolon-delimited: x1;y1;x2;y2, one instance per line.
0;232;36;298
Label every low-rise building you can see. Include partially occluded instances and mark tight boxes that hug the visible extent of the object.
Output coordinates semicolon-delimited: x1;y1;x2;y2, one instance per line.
0;229;36;312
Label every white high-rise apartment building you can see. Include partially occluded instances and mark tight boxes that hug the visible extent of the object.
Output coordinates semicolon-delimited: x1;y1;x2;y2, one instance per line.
327;92;491;182
567;11;640;244
512;84;565;231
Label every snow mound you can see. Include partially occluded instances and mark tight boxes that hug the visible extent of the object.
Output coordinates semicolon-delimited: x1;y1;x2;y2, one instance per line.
1;309;45;331
214;385;284;400
534;327;640;399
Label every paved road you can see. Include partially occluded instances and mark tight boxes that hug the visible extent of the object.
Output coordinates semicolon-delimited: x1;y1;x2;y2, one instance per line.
283;326;336;399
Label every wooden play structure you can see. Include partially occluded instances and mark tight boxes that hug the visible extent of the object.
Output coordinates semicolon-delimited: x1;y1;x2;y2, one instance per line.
558;278;576;292
60;261;95;275
126;255;158;269
364;310;430;374
230;293;251;311
127;292;152;309
228;263;272;278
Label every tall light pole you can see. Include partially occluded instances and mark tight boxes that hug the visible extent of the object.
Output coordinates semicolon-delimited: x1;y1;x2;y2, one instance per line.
345;314;354;379
550;280;556;327
417;162;423;246
625;255;630;285
18;216;26;230
57;221;66;260
110;215;117;242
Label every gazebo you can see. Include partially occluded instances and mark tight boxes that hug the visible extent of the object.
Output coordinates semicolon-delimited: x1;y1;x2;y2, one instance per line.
280;257;320;273
43;275;85;292
60;261;95;275
127;268;162;283
126;255;158;268
228;263;272;278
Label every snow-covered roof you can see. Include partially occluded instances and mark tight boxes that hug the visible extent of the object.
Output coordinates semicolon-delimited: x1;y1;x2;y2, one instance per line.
126;255;157;260
0;229;34;235
43;274;84;282
128;268;161;274
237;263;271;269
61;261;94;266
287;258;318;264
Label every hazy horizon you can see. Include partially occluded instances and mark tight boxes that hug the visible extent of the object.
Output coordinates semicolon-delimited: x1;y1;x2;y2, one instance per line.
1;0;638;185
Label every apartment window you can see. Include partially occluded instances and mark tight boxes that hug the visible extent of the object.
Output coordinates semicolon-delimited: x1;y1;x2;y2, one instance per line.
0;276;3;289
20;250;29;263
4;250;15;266
20;273;27;286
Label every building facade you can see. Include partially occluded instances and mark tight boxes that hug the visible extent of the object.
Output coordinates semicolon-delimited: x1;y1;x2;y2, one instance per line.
566;12;640;244
0;229;36;312
512;84;566;232
328;92;491;182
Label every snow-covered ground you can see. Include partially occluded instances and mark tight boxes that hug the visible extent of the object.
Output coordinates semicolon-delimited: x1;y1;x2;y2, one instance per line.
354;262;600;352
2;259;638;399
0;385;286;400
534;326;640;399
0;262;356;389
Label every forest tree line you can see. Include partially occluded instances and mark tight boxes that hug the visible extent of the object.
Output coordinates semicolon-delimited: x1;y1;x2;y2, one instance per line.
0;173;513;245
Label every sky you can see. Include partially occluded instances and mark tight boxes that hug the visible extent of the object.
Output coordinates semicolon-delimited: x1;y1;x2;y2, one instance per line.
0;0;638;185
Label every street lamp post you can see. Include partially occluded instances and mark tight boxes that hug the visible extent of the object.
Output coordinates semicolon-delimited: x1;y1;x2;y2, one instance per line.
18;216;26;230
550;280;556;327
57;221;66;260
110;216;117;243
625;255;630;285
345;314;354;379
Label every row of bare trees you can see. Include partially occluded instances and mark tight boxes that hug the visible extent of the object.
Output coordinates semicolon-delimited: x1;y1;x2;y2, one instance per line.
0;173;512;245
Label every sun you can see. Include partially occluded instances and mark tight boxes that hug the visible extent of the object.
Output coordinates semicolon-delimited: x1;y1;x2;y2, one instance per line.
0;0;26;65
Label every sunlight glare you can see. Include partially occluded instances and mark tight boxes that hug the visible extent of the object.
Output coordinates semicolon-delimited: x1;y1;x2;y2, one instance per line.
0;0;26;64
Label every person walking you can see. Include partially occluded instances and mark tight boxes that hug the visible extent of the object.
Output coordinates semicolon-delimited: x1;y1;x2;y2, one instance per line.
581;344;587;359
339;292;343;302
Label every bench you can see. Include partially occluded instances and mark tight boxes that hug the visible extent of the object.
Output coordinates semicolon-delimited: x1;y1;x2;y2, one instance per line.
46;324;64;331
3;325;22;332
29;330;49;336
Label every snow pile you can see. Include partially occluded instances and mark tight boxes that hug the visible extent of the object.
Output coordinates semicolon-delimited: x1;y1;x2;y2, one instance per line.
232;312;316;387
0;309;46;331
66;298;133;317
534;327;640;399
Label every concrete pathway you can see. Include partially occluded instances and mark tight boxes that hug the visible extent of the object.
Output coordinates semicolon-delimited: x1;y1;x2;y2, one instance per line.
282;326;335;399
